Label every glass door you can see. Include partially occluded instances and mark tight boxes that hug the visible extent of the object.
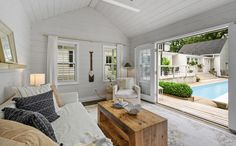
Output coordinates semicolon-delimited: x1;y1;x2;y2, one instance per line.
135;44;156;103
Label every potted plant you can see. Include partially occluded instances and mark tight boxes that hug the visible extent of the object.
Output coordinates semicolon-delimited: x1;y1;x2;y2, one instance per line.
161;57;170;76
197;64;203;72
188;60;197;73
196;76;200;82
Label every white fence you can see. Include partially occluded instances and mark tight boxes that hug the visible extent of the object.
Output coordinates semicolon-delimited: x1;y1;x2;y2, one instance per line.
159;65;196;79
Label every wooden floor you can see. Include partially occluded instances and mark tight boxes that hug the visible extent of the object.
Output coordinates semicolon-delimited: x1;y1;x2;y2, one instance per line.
158;95;228;127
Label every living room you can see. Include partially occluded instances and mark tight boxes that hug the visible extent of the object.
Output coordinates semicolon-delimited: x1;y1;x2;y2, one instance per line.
0;0;236;146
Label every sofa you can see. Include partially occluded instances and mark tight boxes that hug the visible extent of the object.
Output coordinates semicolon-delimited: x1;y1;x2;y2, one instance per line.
0;84;113;146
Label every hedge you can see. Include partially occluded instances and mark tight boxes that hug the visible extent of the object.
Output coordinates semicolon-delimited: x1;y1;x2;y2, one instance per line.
159;81;193;98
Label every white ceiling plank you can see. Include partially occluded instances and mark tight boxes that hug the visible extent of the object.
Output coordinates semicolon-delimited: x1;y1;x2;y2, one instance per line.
89;0;100;8
20;0;36;23
19;0;235;37
29;0;42;23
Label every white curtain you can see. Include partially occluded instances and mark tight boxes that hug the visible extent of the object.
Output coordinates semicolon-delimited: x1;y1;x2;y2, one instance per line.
116;44;123;78
47;36;58;85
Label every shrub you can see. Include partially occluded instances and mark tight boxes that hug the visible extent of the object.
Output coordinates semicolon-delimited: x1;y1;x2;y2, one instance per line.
159;81;193;98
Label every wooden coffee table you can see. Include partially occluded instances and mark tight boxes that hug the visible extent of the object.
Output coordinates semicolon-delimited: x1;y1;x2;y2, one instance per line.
98;100;167;146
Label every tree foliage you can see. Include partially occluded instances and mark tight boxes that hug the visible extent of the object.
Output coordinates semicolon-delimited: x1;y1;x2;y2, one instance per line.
169;29;228;52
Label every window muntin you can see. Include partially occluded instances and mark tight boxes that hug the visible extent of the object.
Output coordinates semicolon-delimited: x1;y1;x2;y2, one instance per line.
57;42;77;83
139;49;151;81
103;46;117;81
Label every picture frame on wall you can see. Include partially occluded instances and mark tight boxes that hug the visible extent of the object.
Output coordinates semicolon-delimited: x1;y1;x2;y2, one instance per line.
0;21;17;63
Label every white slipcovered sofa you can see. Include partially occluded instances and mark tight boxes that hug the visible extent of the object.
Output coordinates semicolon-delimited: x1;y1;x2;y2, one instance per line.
0;85;112;146
52;93;112;146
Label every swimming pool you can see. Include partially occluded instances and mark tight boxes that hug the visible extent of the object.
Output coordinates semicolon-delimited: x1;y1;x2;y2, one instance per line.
191;81;228;99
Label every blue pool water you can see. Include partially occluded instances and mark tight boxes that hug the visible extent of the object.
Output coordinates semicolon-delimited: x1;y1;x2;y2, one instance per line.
191;81;228;99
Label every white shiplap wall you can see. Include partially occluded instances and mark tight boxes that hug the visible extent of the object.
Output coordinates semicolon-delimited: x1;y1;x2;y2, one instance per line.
30;8;130;101
0;0;31;103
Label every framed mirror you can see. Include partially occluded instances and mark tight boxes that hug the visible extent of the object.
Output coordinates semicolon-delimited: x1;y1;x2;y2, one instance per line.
0;21;17;63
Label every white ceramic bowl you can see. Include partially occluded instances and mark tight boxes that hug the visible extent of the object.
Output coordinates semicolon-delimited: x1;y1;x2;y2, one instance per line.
125;103;141;115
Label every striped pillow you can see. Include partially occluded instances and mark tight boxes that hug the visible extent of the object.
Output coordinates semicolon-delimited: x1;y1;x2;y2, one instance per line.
13;90;59;122
11;84;60;112
3;107;58;143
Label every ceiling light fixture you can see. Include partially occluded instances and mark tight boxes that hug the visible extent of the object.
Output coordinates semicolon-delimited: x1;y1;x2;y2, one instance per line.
102;0;140;12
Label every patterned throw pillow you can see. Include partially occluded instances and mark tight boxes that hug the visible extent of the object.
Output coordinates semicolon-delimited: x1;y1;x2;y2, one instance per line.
13;90;59;122
10;84;60;112
2;107;58;143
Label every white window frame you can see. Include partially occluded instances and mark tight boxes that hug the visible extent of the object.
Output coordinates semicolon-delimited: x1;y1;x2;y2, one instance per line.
57;40;79;85
103;45;117;82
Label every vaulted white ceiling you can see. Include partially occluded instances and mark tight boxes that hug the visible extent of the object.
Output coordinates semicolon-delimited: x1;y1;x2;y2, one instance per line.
20;0;235;38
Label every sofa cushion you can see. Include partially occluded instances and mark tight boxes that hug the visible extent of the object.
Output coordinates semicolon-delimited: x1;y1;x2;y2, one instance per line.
0;119;58;146
52;102;108;146
115;89;137;98
0;137;26;146
10;84;60;112
13;90;59;122
3;108;58;143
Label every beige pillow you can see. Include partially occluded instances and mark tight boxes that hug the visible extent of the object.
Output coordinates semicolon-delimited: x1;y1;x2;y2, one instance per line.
50;85;64;107
125;78;134;89
0;119;58;146
118;79;126;89
0;137;26;146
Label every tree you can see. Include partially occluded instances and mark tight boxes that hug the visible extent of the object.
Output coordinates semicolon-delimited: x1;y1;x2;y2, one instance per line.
170;29;228;52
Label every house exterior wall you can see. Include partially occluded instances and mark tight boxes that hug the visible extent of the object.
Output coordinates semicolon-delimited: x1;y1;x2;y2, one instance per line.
203;58;212;73
172;54;187;66
214;55;221;76
220;40;229;74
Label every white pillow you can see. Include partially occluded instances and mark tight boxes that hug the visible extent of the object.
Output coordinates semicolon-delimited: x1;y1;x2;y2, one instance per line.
117;79;126;89
117;78;135;89
126;78;135;89
11;84;60;112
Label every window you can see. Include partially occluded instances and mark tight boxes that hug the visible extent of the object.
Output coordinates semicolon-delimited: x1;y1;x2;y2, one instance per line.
139;49;151;81
187;57;199;65
57;41;78;83
103;46;117;81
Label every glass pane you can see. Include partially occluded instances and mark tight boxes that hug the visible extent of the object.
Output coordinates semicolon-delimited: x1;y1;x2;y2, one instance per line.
57;63;75;81
140;49;151;81
57;43;76;82
104;47;117;80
